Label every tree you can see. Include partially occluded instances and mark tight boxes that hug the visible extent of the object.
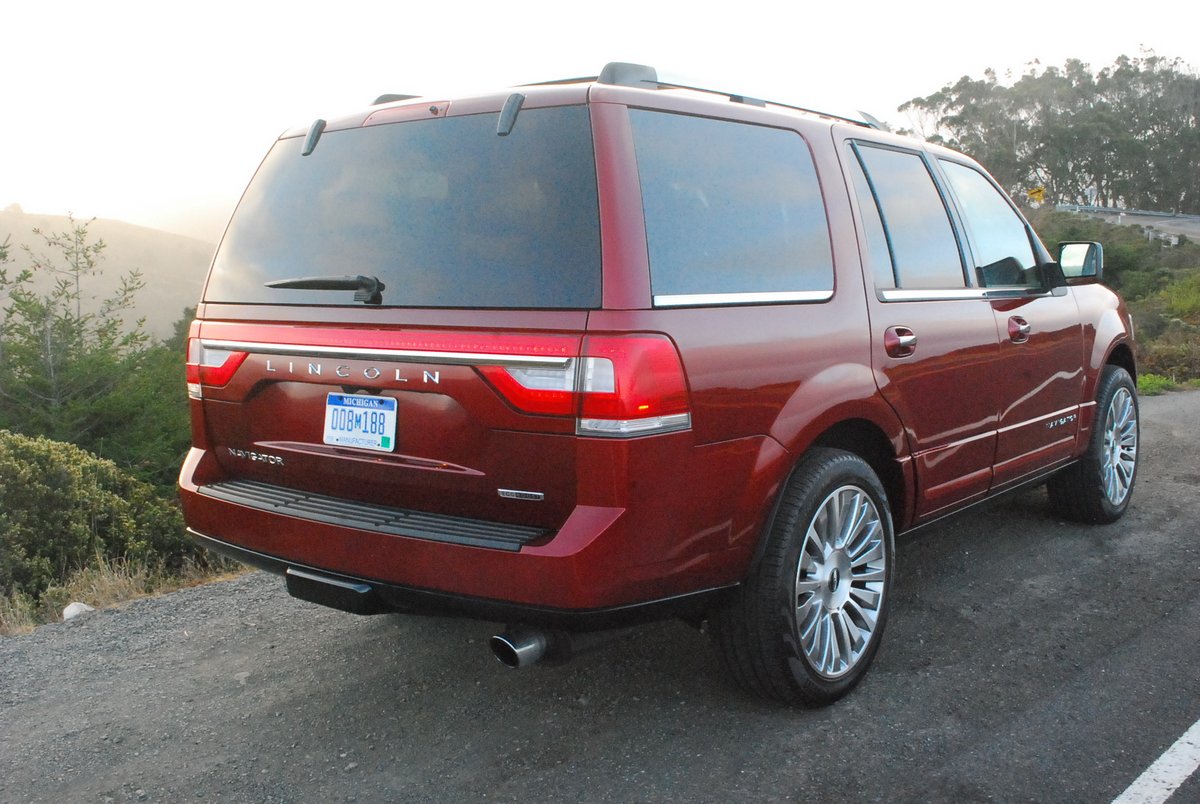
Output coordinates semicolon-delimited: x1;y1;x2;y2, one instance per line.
0;217;190;492
900;54;1200;214
0;217;146;443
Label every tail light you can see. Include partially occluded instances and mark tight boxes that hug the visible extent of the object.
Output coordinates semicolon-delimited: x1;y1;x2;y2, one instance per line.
186;338;249;399
478;334;691;437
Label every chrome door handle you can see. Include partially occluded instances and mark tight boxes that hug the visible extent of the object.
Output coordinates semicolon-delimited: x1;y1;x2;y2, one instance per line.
884;326;918;358
1009;316;1031;343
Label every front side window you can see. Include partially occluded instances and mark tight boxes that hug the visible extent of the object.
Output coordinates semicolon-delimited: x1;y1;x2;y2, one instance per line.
939;160;1039;287
853;145;965;290
629;110;834;304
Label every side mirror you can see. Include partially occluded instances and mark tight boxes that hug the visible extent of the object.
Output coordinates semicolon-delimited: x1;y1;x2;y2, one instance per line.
1058;241;1104;282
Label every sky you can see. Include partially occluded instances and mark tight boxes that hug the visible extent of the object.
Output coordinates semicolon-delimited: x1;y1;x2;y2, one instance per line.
3;0;1196;243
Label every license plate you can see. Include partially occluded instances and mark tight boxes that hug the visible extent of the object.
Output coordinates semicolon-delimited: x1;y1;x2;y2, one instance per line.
322;393;397;452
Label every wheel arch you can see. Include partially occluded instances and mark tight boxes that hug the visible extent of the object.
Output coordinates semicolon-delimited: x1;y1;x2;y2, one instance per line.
1106;341;1136;381
746;412;913;575
810;419;907;529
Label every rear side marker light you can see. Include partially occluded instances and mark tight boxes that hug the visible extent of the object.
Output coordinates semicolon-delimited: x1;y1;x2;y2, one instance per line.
478;334;692;437
186;338;249;399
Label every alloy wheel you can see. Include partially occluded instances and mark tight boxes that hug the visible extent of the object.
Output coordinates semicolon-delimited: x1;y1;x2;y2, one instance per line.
1101;386;1138;505
793;485;888;679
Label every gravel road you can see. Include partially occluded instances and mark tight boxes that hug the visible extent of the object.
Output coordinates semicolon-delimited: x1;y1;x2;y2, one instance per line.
3;391;1199;803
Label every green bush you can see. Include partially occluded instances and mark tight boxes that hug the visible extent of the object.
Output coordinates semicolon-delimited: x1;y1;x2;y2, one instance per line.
1137;373;1176;395
1137;327;1200;382
1162;273;1200;324
0;430;194;600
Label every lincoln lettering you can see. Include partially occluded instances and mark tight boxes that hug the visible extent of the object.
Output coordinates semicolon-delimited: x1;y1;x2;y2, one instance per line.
264;360;439;384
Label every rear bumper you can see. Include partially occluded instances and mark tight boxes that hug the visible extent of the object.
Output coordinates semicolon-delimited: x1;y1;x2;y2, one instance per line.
178;441;754;619
189;528;728;630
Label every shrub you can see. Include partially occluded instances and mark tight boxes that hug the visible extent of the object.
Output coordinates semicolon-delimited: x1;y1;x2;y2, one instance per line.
1137;326;1200;383
0;430;195;600
1163;273;1200;324
1137;373;1176;395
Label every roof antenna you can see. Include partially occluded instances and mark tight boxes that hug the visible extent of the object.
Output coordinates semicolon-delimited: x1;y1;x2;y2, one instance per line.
301;119;327;156
497;93;526;136
857;111;887;131
597;62;658;87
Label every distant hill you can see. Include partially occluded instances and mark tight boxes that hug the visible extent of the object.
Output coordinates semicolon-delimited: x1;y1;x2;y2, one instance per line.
0;208;214;339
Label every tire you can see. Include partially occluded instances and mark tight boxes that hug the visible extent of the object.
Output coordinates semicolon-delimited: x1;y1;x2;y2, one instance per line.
1047;365;1139;524
710;448;894;706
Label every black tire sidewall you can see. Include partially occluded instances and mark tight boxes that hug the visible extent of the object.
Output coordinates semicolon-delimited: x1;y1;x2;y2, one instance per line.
765;450;895;703
1085;366;1139;521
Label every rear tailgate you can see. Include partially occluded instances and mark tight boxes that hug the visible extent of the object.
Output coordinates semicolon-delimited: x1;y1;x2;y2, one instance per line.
189;315;590;532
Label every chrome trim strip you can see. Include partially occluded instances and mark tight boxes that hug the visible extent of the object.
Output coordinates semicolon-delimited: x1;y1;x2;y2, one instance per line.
653;290;833;307
878;288;989;302
982;287;1052;299
200;340;573;368
576;412;692;438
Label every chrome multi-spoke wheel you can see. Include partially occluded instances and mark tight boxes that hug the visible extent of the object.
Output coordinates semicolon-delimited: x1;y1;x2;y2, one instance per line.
1048;365;1139;524
793;485;887;679
1100;386;1138;506
710;448;894;706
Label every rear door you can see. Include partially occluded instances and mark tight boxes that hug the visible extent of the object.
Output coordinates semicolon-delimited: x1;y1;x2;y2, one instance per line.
842;139;1003;519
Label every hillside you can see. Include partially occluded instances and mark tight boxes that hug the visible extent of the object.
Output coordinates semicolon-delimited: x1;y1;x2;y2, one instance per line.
0;208;215;338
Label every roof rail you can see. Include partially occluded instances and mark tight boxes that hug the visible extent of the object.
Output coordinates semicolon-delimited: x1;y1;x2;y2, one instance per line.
591;61;875;129
384;63;880;129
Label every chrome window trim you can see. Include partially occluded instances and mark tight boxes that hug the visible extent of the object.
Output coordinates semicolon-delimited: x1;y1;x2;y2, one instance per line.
653;290;833;307
877;286;1054;302
200;340;573;368
878;288;988;302
982;287;1053;299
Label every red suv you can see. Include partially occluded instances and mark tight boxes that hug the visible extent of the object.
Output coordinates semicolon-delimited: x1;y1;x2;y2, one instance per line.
179;63;1138;705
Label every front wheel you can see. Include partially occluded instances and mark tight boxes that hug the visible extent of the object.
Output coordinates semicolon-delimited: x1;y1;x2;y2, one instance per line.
710;448;894;706
1048;365;1139;524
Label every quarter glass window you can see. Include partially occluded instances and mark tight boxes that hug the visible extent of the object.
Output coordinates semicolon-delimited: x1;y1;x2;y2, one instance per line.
629;110;834;302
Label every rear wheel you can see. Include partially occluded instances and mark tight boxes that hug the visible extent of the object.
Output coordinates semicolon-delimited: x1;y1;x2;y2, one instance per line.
1048;365;1139;524
710;448;894;706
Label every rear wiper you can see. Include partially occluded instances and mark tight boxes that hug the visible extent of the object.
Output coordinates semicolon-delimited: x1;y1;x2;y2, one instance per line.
265;275;385;305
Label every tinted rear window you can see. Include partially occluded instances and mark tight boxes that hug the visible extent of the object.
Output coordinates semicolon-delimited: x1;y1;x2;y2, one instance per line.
205;106;601;308
629;110;833;304
852;144;965;289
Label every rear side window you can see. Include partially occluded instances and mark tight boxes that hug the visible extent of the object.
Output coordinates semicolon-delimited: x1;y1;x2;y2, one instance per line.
629;110;834;305
853;144;965;289
847;153;896;289
204;106;601;308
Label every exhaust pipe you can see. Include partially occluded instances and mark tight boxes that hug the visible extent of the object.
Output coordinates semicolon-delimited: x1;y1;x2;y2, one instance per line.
489;629;550;668
489;626;636;669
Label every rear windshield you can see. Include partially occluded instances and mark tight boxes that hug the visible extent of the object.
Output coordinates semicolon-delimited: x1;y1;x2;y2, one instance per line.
204;106;601;308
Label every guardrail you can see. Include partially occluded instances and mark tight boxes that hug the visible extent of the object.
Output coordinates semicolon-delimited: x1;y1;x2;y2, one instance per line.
1057;204;1200;223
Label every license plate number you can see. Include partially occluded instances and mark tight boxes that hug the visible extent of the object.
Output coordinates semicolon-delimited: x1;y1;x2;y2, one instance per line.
322;393;397;452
